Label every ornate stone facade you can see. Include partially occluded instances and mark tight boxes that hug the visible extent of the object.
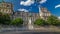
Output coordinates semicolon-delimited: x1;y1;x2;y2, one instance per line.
40;7;51;20
0;1;13;15
13;11;40;25
13;7;51;24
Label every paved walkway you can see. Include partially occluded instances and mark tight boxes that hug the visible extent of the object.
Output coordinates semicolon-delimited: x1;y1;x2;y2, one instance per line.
0;26;60;32
0;31;60;34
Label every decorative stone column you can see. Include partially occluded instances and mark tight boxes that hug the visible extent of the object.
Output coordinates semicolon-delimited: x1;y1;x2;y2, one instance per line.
28;13;34;30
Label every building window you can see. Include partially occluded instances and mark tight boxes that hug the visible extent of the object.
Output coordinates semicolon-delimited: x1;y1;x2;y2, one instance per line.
7;5;10;8
18;12;20;14
1;9;2;12
4;9;6;12
7;5;9;7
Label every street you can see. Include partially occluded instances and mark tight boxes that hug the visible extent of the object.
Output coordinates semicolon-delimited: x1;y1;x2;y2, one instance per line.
0;31;60;34
0;26;60;34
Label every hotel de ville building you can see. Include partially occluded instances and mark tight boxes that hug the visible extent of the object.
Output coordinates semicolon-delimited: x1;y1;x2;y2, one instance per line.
0;0;51;25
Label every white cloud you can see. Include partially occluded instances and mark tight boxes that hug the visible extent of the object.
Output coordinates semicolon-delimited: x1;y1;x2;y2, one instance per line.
20;0;34;6
58;16;60;19
18;9;28;12
20;0;47;6
55;4;60;8
40;0;47;4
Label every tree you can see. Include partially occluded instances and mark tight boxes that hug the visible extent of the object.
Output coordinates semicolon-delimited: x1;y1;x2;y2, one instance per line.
0;12;11;25
2;14;11;25
11;18;23;26
34;18;46;26
47;15;59;25
56;20;60;26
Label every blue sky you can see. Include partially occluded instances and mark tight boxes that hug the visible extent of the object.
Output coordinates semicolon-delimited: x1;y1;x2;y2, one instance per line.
0;0;60;17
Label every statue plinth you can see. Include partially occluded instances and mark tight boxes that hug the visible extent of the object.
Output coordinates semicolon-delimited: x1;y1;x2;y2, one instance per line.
28;17;33;30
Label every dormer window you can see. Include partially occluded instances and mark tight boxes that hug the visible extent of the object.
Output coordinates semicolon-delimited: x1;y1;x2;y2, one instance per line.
7;5;10;7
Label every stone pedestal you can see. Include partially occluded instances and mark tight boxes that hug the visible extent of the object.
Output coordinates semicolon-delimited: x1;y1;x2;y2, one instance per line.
28;18;33;30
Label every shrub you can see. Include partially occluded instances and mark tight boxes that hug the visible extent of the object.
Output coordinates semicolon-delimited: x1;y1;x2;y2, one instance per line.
34;19;46;26
11;18;23;26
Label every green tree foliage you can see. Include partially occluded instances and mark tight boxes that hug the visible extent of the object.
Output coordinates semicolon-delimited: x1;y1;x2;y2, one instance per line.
57;20;60;25
47;15;60;25
11;18;23;26
34;15;60;26
0;12;11;25
34;18;46;26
